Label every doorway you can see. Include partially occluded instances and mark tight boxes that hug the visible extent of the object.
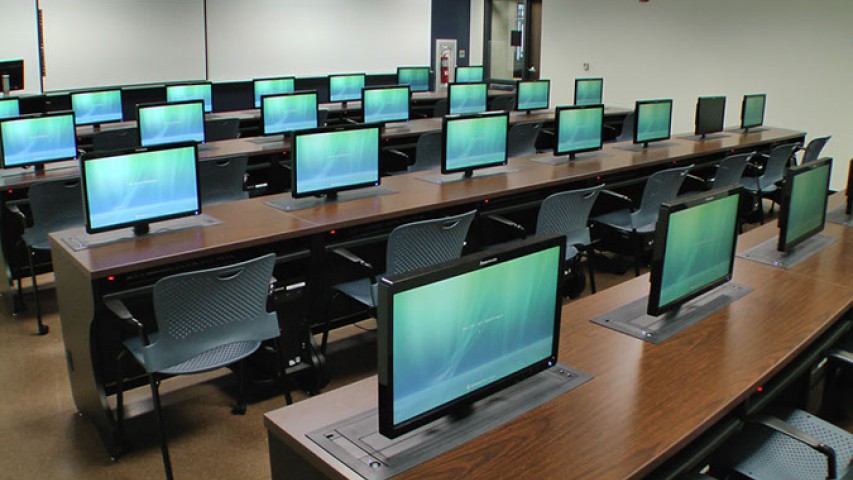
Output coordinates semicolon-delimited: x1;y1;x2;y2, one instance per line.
485;0;542;80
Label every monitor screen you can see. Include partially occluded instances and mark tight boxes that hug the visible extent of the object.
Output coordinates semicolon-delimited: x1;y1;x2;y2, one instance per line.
741;94;766;130
694;96;726;136
363;86;411;124
377;235;564;438
455;66;484;84
0;59;24;91
516;80;550;111
71;89;124;126
329;74;366;103
397;67;430;92
442;112;508;175
166;83;212;113
448;82;487;115
0;112;78;169
0;98;20;120
555;104;603;157
648;187;741;316
574;78;603;106
292;124;380;198
778;157;832;252
137;101;205;147
261;91;318;136
81;143;201;235
634;99;673;145
253;77;295;109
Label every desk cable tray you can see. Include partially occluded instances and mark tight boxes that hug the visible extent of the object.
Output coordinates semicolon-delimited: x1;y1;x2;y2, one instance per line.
60;214;221;252
737;234;837;269
306;363;591;480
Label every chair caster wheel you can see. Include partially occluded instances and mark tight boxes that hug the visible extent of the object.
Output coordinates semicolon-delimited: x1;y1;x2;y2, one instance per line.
37;324;49;335
231;405;246;415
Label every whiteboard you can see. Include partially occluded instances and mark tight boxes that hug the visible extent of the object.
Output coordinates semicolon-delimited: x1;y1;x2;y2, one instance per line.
0;0;41;94
206;0;432;81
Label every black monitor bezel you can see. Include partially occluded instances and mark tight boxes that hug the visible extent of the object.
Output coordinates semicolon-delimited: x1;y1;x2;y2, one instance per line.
396;66;430;92
70;88;125;126
0;97;21;119
80;142;202;235
634;99;674;145
454;65;485;84
740;93;766;130
846;158;852;216
328;73;366;103
647;186;742;316
447;82;488;116
515;79;550;112
252;76;296;109
573;77;603;106
165;82;213;113
554;104;604;157
694;96;726;136
136;100;206;148
0;59;25;91
290;123;382;199
377;234;566;439
362;85;411;125
777;157;833;253
441;111;509;176
260;90;319;136
0;110;78;169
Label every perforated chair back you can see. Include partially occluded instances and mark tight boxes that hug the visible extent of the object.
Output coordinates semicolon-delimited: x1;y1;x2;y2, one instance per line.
802;136;831;164
408;132;442;172
508;122;542;157
205;118;241;141
143;254;278;373
22;178;85;250
762;143;799;186
710;153;753;190
199;155;249;206
489;94;515;112
432;98;448;117
91;127;138;152
631;165;692;229
536;185;603;249
385;210;476;276
616;112;635;142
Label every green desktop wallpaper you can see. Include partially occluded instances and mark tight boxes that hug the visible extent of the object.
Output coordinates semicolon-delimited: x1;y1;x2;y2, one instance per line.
139;102;205;147
449;83;487;115
517;81;549;110
783;163;831;247
557;107;603;154
71;90;123;124
456;66;484;83
167;84;212;112
254;78;295;108
398;68;429;92
1;115;77;167
636;101;672;143
263;93;317;134
364;88;409;124
445;115;507;171
295;127;378;194
329;75;365;102
575;79;602;106
742;95;766;128
0;99;20;120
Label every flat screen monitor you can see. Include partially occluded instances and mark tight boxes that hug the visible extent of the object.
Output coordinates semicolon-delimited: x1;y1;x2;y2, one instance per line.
397;67;430;92
261;91;318;136
253;77;295;108
448;82;487;115
71;89;124;127
0;98;20;120
741;94;766;131
516;80;550;112
166;83;212;113
574;78;603;106
555;104;603;158
377;234;564;438
694;96;726;137
0;112;77;170
363;85;411;124
0;59;24;91
847;159;852;216
442;112;508;176
291;124;381;198
634;99;673;146
455;66;484;84
647;187;741;316
81;143;201;235
137;101;205;147
329;73;366;103
777;157;832;252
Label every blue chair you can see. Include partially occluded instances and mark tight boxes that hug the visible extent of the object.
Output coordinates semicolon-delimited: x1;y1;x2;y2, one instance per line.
740;143;799;224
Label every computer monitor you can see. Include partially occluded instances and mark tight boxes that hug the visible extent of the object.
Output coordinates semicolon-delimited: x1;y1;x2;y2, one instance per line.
166;83;213;113
71;89;124;127
740;94;766;132
0;112;77;171
0;59;25;91
137;100;205;147
455;65;484;84
81;143;201;236
634;99;673;147
647;187;741;316
397;67;430;92
291;123;381;199
574;78;603;106
694;96;726;138
554;104;603;159
777;157;832;253
329;73;366;104
442;112;509;177
253;77;295;109
0;98;20;120
261;91;318;136
377;234;564;439
448;82;487;115
847;159;852;216
363;85;411;125
516;80;550;113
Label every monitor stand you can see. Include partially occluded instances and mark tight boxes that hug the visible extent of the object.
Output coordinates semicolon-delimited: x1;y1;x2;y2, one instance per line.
591;283;753;344
825;205;852;227
615;141;678;152
265;186;398;212
679;132;729;142
417;165;519;185
737;233;837;269
532;151;614;165
59;214;221;252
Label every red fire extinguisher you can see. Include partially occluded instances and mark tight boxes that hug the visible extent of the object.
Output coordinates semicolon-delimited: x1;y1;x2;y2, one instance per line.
440;51;450;85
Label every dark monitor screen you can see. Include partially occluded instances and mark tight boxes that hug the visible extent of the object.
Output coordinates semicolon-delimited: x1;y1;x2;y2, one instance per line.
0;112;78;169
397;67;430;92
137;101;205;147
448;82;487;115
442;112;508;175
0;59;24;91
648;187;741;316
574;78;603;106
741;94;766;130
363;85;410;124
778;157;832;252
695;96;726;136
555;104;603;157
634;99;673;145
847;159;852;216
292;124;381;198
455;66;484;84
516;80;550;111
71;89;124;126
81;143;201;235
166;83;212;113
253;77;295;109
0;98;20;120
261;91;318;136
329;74;366;103
377;235;564;438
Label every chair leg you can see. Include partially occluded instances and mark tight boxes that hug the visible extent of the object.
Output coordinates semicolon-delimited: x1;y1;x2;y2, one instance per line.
274;338;293;406
148;374;173;480
231;360;246;415
27;248;47;335
632;231;642;277
586;249;597;294
14;276;25;314
115;351;127;445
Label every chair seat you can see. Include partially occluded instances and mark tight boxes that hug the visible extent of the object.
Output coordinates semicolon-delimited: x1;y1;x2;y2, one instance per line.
740;177;778;194
333;277;379;308
591;209;656;234
23;225;74;251
124;334;262;375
